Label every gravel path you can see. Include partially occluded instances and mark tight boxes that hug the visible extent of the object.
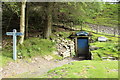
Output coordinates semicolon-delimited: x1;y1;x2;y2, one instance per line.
1;56;79;78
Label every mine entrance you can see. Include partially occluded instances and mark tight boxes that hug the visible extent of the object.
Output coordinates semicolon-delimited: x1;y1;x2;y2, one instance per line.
69;31;91;60
77;37;90;60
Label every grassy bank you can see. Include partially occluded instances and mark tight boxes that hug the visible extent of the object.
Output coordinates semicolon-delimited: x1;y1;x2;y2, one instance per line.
17;38;56;58
40;60;118;78
2;38;57;66
90;33;119;60
85;3;118;28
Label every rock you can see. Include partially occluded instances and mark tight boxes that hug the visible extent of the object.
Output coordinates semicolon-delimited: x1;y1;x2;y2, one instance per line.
56;37;75;58
89;46;100;51
63;45;69;49
0;46;2;49
61;42;65;45
53;51;58;55
108;57;115;60
98;36;108;42
34;58;38;61
44;55;53;61
56;34;59;37
52;40;55;42
62;51;70;58
0;68;3;72
56;39;61;43
102;57;107;59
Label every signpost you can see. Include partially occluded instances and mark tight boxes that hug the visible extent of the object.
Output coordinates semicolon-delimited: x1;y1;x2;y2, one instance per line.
6;29;23;60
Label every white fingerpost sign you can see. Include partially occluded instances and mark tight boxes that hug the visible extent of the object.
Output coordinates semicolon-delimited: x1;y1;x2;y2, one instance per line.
6;29;23;60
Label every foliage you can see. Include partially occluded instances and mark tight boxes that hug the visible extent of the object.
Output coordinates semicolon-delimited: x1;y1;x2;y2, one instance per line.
40;60;118;78
2;2;21;16
17;38;56;58
2;2;21;32
85;3;118;27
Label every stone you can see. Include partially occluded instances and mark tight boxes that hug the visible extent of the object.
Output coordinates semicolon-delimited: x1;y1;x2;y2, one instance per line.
56;34;59;37
63;45;69;49
0;68;3;72
55;37;75;58
53;51;58;55
0;46;2;49
108;57;115;60
61;42;65;45
34;58;38;61
98;36;108;42
62;52;70;58
52;40;55;42
44;55;53;61
102;57;107;59
89;46;100;51
56;39;61;43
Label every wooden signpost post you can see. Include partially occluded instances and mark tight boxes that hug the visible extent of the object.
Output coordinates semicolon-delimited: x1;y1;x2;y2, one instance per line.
6;29;23;60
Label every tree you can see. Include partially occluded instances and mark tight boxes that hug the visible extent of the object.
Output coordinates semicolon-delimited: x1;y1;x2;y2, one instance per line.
19;0;27;44
2;2;21;32
43;3;53;39
43;2;87;38
25;2;28;39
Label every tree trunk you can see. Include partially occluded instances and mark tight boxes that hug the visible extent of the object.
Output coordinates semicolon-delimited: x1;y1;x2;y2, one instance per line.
25;2;28;39
44;3;52;39
81;24;82;31
19;0;26;44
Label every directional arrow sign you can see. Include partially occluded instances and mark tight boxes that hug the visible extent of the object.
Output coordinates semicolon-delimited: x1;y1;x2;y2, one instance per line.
16;32;23;36
6;32;13;35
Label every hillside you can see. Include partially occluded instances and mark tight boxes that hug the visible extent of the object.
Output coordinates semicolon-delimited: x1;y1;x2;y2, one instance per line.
85;3;118;27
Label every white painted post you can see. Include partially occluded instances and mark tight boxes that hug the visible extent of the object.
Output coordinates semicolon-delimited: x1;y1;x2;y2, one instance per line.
6;29;23;60
13;29;17;60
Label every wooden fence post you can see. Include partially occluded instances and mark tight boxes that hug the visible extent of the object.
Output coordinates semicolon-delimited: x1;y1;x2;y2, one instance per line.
114;28;116;36
74;37;78;57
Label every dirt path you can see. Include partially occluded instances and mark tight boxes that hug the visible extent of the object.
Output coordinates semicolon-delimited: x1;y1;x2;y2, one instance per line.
1;56;79;78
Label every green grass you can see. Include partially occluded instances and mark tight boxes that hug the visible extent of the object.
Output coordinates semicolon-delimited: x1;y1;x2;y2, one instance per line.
91;42;119;60
0;54;13;67
90;33;119;60
2;38;56;66
1;45;13;67
86;18;118;27
85;4;118;28
56;31;71;38
40;60;118;78
17;38;56;58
